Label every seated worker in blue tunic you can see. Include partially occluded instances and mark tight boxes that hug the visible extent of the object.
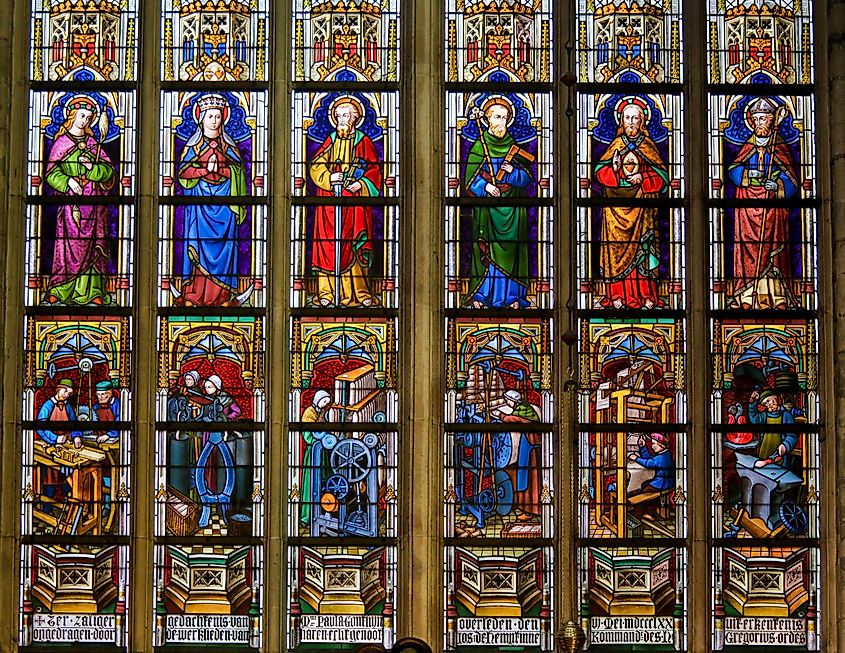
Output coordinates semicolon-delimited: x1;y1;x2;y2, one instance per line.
627;432;675;493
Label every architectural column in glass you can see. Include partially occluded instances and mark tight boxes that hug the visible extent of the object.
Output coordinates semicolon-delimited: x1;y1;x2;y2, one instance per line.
286;0;401;649
574;1;689;649
706;2;822;649
152;1;269;648
19;1;138;648
443;1;556;650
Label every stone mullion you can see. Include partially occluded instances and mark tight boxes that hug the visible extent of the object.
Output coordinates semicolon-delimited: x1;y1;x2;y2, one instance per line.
557;0;577;632
403;0;441;644
130;0;161;650
0;0;31;649
825;1;844;650
686;0;710;650
267;0;287;649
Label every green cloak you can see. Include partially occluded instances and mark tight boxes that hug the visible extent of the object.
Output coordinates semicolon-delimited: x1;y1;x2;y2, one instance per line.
464;131;530;303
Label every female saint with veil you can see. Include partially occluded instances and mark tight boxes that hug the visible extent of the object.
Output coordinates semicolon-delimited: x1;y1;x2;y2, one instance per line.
176;93;248;306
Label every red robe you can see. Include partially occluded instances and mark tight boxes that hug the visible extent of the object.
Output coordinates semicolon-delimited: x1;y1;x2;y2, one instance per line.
309;131;382;275
729;140;798;306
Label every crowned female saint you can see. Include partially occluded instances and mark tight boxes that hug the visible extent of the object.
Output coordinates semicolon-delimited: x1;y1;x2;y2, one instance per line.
176;94;248;306
45;95;116;305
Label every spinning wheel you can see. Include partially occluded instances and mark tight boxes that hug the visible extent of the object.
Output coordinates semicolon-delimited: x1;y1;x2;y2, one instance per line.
330;439;372;483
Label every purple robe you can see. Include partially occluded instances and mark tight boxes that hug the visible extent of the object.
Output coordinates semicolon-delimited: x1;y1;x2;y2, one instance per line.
45;132;115;304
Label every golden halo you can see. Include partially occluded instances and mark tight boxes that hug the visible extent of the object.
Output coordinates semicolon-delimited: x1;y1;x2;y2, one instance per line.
480;95;515;127
328;95;365;129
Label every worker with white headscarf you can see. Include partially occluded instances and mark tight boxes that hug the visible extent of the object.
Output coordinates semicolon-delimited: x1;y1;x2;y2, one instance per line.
300;390;334;527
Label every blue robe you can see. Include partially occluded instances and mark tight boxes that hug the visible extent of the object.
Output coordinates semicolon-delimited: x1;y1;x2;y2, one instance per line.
634;446;675;491
179;138;246;294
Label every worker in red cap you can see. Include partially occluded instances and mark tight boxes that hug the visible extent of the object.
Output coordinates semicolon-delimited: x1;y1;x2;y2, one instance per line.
628;432;675;492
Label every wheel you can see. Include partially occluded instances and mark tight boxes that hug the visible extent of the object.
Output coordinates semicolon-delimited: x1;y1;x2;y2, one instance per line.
779;501;808;534
345;510;369;531
320;492;338;513
477;488;496;513
320;433;337;450
330;438;372;482
494;469;514;516
362;433;379;448
325;474;349;499
490;433;513;468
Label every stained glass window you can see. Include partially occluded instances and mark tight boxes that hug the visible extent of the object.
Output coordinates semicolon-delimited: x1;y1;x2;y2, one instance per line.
12;1;833;650
31;0;138;82
707;2;821;649
443;1;555;649
287;1;402;649
152;1;269;647
577;0;682;84
162;0;269;82
20;0;137;646
575;1;689;648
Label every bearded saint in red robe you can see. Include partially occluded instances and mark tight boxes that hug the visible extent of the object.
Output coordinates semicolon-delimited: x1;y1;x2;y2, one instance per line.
727;97;799;309
308;96;383;307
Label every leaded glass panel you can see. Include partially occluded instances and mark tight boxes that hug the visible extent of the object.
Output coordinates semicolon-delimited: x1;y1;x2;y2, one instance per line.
579;429;687;540
155;429;265;538
20;544;130;647
153;544;263;648
156;316;265;423
707;0;814;85
445;91;553;199
290;204;399;309
162;0;269;82
290;317;397;425
444;545;555;651
28;90;136;197
287;545;397;650
288;429;398;538
293;0;400;82
579;546;687;650
31;0;138;81
445;0;553;83
291;90;399;198
712;546;820;649
576;0;683;84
